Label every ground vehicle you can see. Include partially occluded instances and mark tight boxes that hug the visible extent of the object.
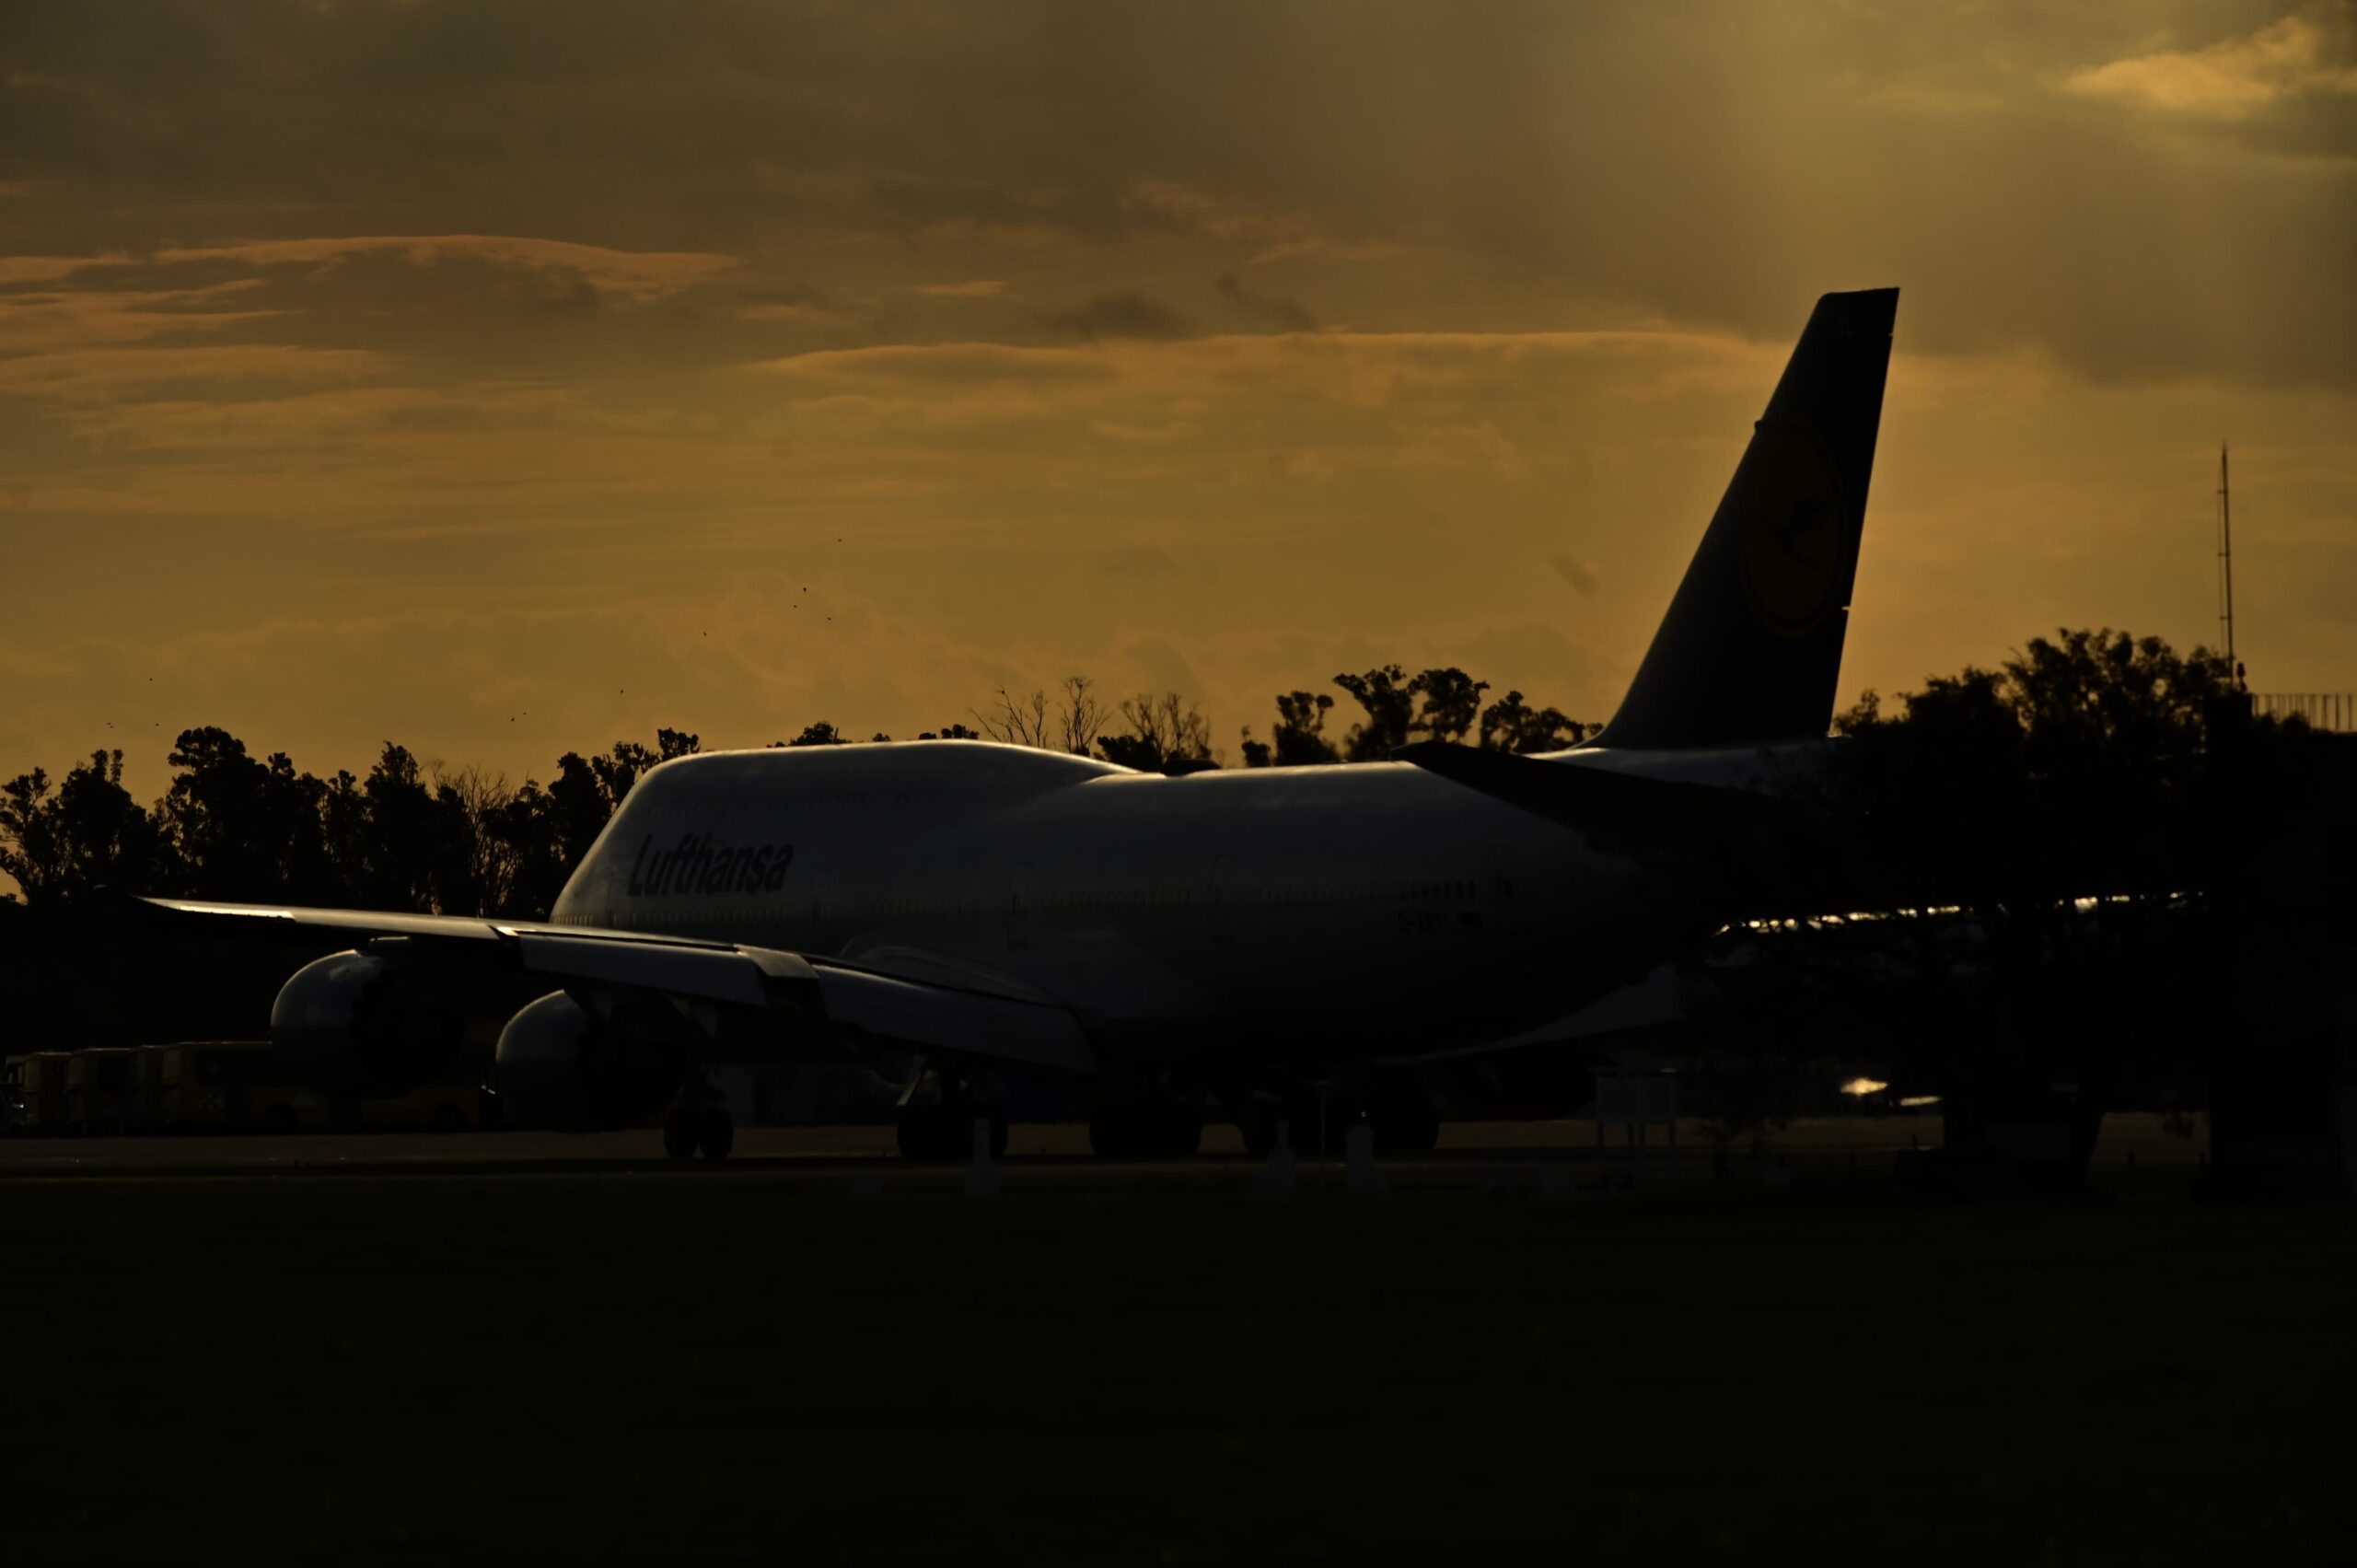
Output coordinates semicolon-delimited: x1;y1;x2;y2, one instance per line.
7;1051;68;1134
360;1082;482;1132
64;1047;145;1135
156;1041;328;1133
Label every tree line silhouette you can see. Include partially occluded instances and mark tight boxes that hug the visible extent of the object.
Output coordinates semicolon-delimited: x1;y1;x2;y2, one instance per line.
0;665;1589;918
7;623;2338;1184
1684;629;2280;1180
2;629;2277;929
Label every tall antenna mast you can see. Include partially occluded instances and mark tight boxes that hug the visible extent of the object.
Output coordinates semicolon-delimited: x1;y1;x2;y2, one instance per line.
2217;442;2240;685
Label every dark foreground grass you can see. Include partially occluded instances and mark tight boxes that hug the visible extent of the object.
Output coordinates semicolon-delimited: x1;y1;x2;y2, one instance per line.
4;1174;2353;1565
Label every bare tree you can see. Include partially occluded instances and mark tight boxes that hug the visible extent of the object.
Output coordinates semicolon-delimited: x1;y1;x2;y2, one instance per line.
1099;691;1216;772
976;676;1108;754
435;764;521;915
973;685;1053;748
1058;675;1108;756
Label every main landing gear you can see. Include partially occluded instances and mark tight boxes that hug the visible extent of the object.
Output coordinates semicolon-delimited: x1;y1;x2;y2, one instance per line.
662;1099;735;1163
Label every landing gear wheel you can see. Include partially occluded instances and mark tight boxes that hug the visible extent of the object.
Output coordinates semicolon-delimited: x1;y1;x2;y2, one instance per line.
1372;1094;1442;1156
663;1108;699;1162
695;1107;735;1162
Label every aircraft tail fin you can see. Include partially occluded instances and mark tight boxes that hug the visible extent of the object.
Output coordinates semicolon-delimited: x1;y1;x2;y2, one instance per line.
1594;288;1897;751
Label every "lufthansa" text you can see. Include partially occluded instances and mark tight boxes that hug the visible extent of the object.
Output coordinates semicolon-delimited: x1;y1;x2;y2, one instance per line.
625;833;795;897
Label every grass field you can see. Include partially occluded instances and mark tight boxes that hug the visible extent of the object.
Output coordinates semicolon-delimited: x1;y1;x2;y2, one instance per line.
5;1166;2353;1565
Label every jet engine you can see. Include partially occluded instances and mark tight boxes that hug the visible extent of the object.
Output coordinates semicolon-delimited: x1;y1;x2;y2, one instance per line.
493;991;689;1132
271;947;468;1096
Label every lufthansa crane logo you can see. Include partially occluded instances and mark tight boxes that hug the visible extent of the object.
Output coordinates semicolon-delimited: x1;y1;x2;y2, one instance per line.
1736;422;1851;640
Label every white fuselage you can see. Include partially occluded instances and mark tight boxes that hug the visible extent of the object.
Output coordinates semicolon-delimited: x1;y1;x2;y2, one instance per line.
547;741;1763;1067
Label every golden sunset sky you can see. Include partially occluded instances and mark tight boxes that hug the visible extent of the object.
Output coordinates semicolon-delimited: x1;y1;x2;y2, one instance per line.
4;1;2353;801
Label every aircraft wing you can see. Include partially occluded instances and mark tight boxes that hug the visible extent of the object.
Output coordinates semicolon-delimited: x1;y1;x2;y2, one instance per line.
138;898;1096;1074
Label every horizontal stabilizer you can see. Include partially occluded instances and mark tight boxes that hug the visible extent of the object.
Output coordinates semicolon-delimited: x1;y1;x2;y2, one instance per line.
1395;742;1836;907
1396;742;1780;855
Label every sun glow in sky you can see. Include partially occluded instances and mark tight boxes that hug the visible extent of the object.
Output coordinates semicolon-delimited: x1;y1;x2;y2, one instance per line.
3;1;2352;801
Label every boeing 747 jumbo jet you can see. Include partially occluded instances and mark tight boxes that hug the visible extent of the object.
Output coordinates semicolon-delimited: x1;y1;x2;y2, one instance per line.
150;287;1898;1161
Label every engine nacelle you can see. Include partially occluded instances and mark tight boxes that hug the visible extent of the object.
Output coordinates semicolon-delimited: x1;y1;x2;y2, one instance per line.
493;991;687;1132
271;948;467;1096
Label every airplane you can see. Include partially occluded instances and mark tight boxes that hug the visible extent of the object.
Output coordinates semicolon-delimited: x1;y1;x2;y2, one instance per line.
147;286;1898;1163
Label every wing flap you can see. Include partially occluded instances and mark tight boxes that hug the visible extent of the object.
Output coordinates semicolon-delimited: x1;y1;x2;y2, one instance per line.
513;930;778;1008
810;964;1093;1073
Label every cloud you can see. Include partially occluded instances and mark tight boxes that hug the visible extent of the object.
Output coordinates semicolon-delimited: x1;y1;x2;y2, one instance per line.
749;342;1120;385
864;175;1109;247
1121;180;1390;265
7;0;2357;813
151;236;738;302
1089;419;1197;441
5;5;2351;389
0;344;389;401
2063;6;2357;118
759;328;1756;393
1097;546;1184;579
1038;292;1195;342
740;281;831;308
0;253;135;285
1215;272;1317;332
1445;621;1618;717
0;280;273;354
37;383;568;456
735;327;1776;455
1113;637;1204;699
740;302;850;325
729;280;848;326
1548;552;1599;595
